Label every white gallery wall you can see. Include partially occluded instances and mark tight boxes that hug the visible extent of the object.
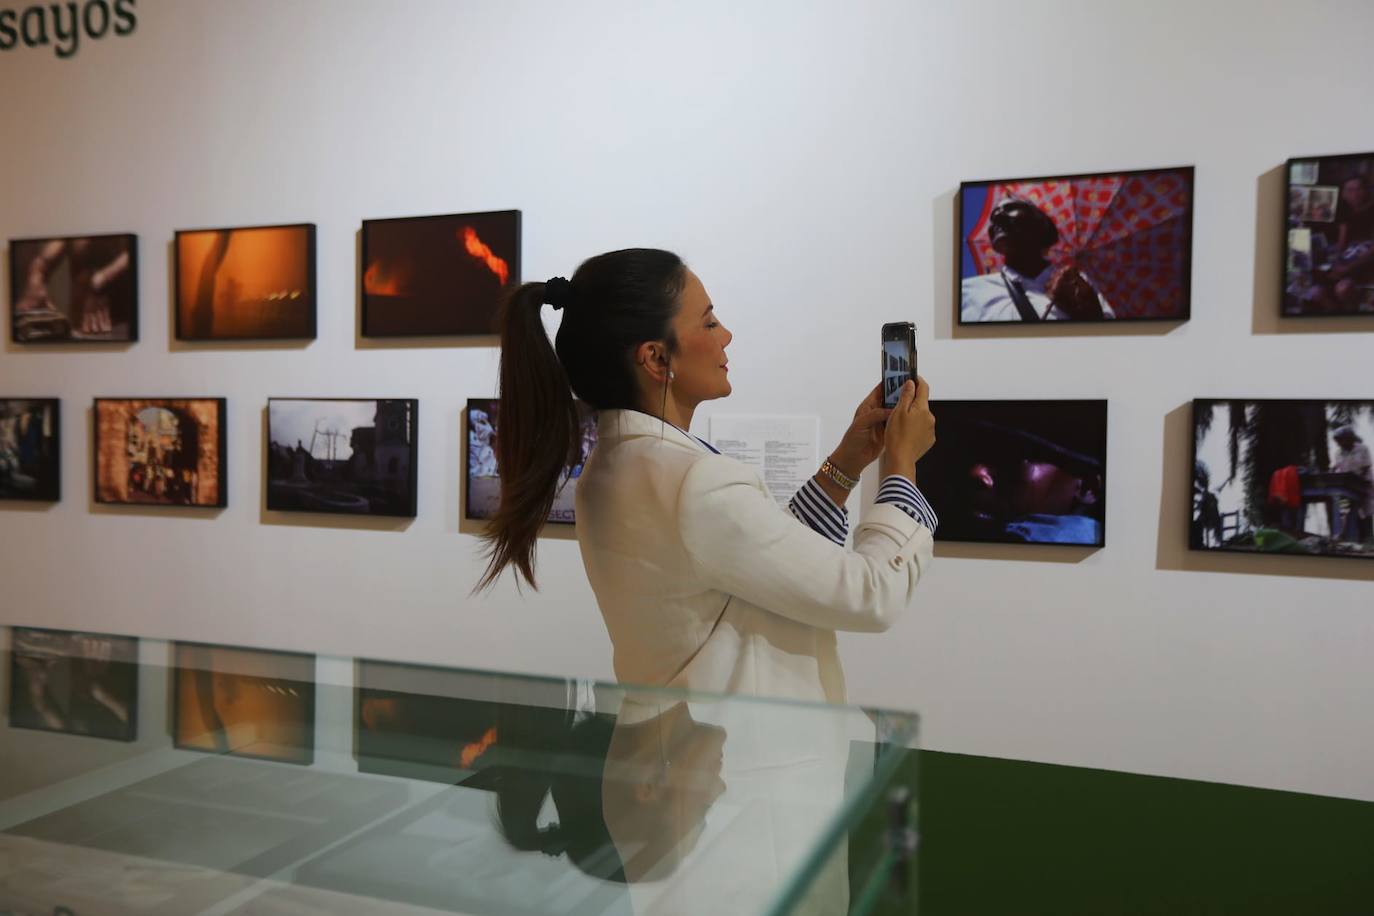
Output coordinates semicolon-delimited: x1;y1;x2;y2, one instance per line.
2;0;1372;802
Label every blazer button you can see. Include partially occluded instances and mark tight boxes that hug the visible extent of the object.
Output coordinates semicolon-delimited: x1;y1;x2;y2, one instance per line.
891;555;905;568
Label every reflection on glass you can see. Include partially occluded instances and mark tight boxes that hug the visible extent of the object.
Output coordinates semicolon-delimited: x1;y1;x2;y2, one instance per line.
174;642;315;764
8;627;137;741
0;631;917;915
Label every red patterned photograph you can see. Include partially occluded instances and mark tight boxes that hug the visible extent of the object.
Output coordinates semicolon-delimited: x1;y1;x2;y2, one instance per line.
958;166;1194;323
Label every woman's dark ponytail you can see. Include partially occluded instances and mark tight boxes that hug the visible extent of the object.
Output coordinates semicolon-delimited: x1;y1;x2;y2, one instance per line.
477;249;687;591
477;281;582;592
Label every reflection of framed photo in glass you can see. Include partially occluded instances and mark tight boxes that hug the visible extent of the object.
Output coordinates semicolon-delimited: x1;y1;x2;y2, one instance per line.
174;224;316;340
8;233;138;343
1282;152;1374;318
354;659;570;784
464;398;596;525
916;400;1108;547
957;166;1194;324
9;627;138;742
173;642;316;765
93;398;227;507
0;398;60;501
361;211;521;337
1190;399;1374;560
267;398;418;517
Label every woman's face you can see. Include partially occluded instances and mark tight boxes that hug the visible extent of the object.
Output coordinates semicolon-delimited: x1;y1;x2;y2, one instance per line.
668;270;733;404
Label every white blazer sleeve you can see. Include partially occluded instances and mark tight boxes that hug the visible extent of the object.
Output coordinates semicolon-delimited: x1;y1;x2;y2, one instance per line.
676;455;933;633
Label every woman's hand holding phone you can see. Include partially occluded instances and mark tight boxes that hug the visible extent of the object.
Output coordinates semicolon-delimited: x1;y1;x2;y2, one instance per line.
880;377;935;483
831;383;893;479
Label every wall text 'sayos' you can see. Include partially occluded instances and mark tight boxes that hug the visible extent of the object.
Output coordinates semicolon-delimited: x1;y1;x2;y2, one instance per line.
0;0;136;59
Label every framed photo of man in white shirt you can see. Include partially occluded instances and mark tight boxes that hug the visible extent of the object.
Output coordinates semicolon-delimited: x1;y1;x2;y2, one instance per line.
957;166;1195;325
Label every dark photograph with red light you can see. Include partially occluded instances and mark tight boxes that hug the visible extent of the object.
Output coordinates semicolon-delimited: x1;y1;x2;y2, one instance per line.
9;233;138;342
958;167;1194;323
917;400;1108;546
1192;400;1374;559
355;660;573;786
1284;153;1374;317
361;210;520;337
175;223;316;340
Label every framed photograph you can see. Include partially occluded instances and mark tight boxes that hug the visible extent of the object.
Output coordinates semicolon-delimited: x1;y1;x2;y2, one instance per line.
916;400;1108;547
1191;400;1374;559
8;233;138;342
174;223;316;340
0;398;59;501
8;627;138;741
93;398;227;507
957;166;1194;324
173;642;315;765
464;398;596;525
267;398;418;517
361;210;520;337
1283;152;1374;317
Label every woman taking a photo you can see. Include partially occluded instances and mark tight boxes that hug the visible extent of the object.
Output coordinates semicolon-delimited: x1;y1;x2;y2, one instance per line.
479;249;937;704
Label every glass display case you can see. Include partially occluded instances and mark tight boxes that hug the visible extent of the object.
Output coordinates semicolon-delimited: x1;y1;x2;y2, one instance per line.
0;627;918;915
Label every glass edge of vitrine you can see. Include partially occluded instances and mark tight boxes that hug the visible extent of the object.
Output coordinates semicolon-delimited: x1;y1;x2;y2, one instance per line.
762;713;918;916
0;625;923;727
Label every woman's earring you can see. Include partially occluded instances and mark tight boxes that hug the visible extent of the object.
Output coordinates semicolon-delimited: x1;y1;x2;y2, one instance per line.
668;371;675;380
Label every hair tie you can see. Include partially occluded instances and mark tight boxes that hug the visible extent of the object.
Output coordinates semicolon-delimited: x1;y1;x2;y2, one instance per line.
543;276;574;311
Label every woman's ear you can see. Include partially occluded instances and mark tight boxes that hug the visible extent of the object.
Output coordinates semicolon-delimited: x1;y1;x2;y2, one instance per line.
634;341;672;385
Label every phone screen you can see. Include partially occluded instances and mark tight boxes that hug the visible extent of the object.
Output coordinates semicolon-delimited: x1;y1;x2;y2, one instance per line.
882;323;916;409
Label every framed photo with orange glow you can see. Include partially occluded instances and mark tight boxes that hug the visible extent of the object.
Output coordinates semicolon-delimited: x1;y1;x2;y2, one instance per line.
174;223;316;340
361;210;520;337
93;398;227;507
173;642;315;765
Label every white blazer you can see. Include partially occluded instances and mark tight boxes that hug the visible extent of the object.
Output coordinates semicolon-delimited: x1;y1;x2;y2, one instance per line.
575;409;934;704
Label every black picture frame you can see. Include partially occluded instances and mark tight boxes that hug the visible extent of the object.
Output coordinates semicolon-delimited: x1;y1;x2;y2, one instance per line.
173;222;317;341
956;166;1195;325
8;232;139;343
916;399;1109;547
360;210;521;337
266;397;419;518
171;641;316;766
1189;398;1374;561
1280;151;1374;319
0;397;60;501
8;626;139;742
92;398;228;508
464;397;595;526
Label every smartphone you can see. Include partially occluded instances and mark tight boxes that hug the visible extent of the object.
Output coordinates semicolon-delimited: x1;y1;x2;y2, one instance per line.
881;322;917;408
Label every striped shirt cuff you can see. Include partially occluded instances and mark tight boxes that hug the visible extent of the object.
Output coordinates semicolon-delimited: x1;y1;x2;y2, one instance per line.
875;475;939;534
788;477;850;546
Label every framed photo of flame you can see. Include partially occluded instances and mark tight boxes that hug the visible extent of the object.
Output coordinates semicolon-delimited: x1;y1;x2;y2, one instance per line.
174;223;316;340
361;210;521;337
957;166;1194;324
